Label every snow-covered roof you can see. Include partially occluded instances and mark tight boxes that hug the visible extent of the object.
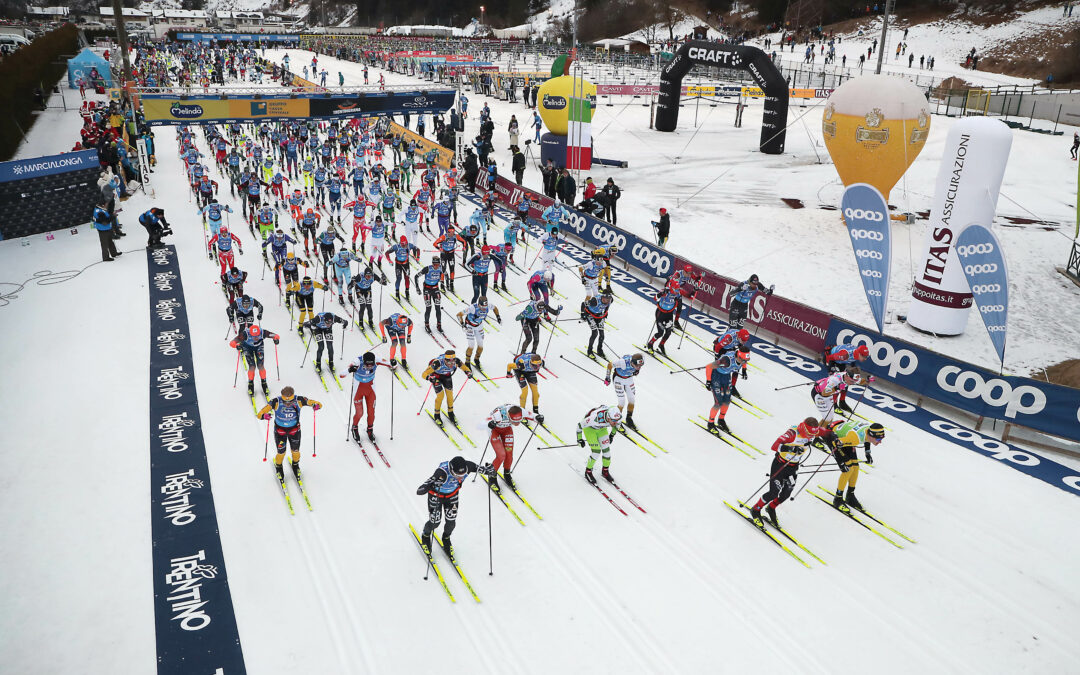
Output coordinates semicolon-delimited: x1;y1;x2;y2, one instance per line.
100;6;150;17
26;6;70;16
216;11;265;20
152;9;208;19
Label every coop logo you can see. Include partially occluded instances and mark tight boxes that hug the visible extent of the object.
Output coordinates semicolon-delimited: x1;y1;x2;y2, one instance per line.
563;212;587;235
590;222;626;250
542;94;567;110
630;243;671;276
688;47;740;66
936;366;1046;419
755;343;823;373
402;96;429;109
845;207;885;223
835;328;918;377
169;102;205;119
929;419;1040;466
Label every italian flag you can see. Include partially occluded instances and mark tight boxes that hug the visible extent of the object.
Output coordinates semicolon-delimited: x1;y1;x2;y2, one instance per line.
566;96;592;171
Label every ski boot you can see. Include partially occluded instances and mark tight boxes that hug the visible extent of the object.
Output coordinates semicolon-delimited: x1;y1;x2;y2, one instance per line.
837;399;853;413
586;348;595;358
275;463;285;480
601;467;614;483
645;339;656;352
657;341;668;356
405;289;411;302
501;470;516;491
291;460;303;480
351;425;361;442
436;322;443;333
764;505;779;527
367;320;375;330
367;426;375;441
432;410;443;426
441;536;453;558
424;323;432;333
500;281;508;292
832;490;845;508
338;294;346;306
845;487;863;511
731;385;742;399
421;530;433;553
389;357;398;369
584;467;597;484
261;379;270;398
447;410;457;425
749;503;762;523
596;347;608;359
716;418;731;433
247;380;256;396
625;413;637;431
326;359;335;375
395;291;401;301
707;420;718;433
400;359;408;370
314;361;322;374
297;325;305;338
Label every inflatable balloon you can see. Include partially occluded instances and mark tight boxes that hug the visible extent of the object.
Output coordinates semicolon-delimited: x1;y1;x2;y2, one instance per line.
537;76;597;137
822;75;931;202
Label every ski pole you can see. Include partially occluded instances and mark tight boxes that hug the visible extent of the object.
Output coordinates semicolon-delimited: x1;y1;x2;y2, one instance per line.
471;437;492;482
677;306;689;351
670;364;709;374
743;455;807;505
416;383;433;415
233;349;242;388
643;317;657;346
311;408;318;458
390;363;396;440
792;457;832;502
346;376;357;441
557;354;606;382
511;421;540;471
537;443;578;450
774;381;815;391
225;319;236;340
453;375;472;401
274;341;281;380
752;288;774;338
299;330;312;368
488;478;494;576
263;416;270;462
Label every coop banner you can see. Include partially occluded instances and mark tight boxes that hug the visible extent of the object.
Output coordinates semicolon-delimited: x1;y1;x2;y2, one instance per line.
827;317;1080;441
842;183;892;334
955;224;1010;364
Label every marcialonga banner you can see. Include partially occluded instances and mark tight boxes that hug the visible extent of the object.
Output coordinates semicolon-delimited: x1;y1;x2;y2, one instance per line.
742;86;832;99
386;121;454;170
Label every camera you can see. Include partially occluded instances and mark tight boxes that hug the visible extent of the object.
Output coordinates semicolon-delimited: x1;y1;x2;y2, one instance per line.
525;139;532;145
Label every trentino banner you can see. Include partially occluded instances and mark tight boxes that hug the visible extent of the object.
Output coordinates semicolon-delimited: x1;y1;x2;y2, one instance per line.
841;183;892;333
955;224;1009;364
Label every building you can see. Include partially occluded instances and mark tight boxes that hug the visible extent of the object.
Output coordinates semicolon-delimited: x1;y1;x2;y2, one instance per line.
214;10;265;30
150;9;209;38
25;6;71;21
98;6;151;29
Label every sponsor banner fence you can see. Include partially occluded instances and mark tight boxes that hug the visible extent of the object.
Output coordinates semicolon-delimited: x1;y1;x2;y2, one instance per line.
828;317;1080;442
385;120;454;169
0;150;102;239
742;86;833;99
479;174;831;350
595;84;742;96
459;189;1080;497
147;246;245;674
142;90;456;124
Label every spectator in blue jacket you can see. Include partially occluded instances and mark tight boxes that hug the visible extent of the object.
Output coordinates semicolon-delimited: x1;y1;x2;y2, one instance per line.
92;202;121;262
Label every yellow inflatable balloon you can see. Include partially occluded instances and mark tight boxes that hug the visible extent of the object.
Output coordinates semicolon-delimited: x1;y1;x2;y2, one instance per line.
822;75;931;203
537;75;597;137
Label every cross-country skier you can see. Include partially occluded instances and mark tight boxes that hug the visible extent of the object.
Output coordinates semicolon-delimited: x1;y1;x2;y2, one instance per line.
576;405;623;484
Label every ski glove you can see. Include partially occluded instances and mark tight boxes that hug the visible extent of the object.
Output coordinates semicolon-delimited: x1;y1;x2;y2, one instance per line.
273;337;280;344
416;481;432;495
312;403;321;411
604;377;611;386
406;336;412;343
577;437;585;448
865;451;873;465
487;420;497;429
741;368;748;380
348;364;358;373
496;315;502;324
382;336;388;343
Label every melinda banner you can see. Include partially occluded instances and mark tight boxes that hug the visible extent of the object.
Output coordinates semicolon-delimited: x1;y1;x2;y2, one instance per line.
478;173;832;351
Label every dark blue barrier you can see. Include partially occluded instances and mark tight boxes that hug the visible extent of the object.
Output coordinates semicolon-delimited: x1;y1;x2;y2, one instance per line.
0;150;101;239
464;189;1080;498
827;317;1080;443
147;246;246;674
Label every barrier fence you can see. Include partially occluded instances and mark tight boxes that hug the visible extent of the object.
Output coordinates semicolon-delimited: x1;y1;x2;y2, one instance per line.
477;172;1080;444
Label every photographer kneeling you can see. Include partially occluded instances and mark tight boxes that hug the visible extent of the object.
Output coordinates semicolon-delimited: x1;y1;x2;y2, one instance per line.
139;208;172;250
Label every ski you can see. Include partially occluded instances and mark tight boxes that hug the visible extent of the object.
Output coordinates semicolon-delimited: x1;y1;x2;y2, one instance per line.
401;363;422;386
275;467;295;515
688;417;754;458
816;486;915;543
437;328;457;348
426;410;462;449
390;366;411;389
574;348;607;368
409;524;455;603
425;327;446;349
353;437;374;468
432;533;481;602
807;488;904;549
737;501;826;565
314;367;330;392
695;415;762;455
616;426;656;458
292;464;313;511
622;423;667;454
522;421;552;445
730;397;764;419
733;391;772;416
723;501;810;568
481;476;526;525
500;476;543;520
603;475;647;513
584;471;627;516
447;417;478;448
369;436;391;468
